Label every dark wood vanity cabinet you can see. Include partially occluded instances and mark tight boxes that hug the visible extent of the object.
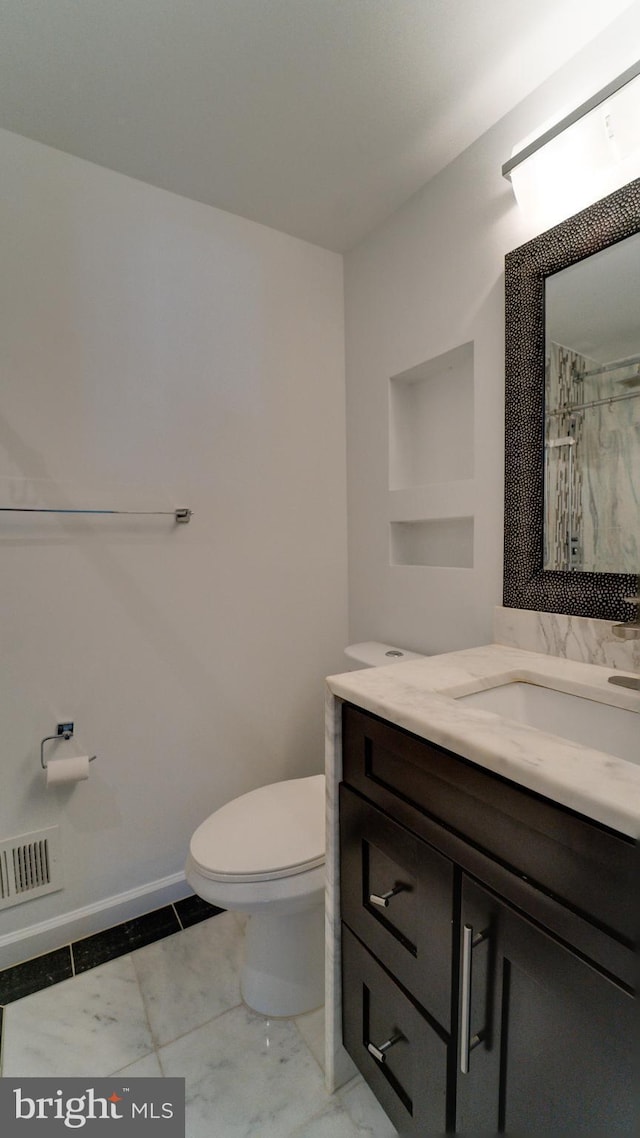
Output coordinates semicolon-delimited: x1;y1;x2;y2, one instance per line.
457;876;635;1135
339;702;637;1136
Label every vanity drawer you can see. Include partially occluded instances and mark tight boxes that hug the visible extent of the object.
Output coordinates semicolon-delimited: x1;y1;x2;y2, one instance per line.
342;924;448;1136
342;702;638;945
340;783;453;1030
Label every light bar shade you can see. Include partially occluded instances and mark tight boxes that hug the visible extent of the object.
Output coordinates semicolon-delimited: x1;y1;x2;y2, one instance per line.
504;62;640;228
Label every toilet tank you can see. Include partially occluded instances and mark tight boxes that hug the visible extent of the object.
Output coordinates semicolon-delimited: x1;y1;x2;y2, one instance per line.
344;641;425;670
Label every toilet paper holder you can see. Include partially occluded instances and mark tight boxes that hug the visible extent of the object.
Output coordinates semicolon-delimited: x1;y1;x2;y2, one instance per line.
40;723;97;770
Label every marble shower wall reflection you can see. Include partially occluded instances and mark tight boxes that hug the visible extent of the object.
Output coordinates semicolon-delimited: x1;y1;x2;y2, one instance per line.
545;342;640;573
544;344;585;570
581;356;640;572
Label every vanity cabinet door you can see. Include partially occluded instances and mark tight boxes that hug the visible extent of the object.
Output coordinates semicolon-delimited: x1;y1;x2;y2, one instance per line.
340;783;453;1031
342;925;449;1136
456;876;636;1135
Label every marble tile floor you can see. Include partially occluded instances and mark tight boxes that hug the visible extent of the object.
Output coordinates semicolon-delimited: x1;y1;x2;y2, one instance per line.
0;911;397;1137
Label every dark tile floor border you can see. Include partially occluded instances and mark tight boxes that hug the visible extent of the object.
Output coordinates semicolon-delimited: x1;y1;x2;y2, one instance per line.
0;893;223;1052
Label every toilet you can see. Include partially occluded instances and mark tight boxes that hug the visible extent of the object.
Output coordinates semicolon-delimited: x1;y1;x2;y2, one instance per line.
185;641;423;1017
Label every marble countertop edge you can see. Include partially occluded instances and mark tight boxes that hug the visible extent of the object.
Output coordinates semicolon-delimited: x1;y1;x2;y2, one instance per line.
325;643;640;839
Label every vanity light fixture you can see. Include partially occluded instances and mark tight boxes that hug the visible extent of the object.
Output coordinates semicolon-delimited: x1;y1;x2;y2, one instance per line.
503;60;640;227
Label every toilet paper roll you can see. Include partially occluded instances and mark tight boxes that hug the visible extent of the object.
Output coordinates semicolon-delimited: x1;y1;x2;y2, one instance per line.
46;755;91;786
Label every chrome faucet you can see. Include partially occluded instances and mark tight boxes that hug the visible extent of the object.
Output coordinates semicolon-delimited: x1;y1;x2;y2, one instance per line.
609;579;640;690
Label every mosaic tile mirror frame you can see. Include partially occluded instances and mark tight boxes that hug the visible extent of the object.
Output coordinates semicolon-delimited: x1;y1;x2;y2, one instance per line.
503;176;640;621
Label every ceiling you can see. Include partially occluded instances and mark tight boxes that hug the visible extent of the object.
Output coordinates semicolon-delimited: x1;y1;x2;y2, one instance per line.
0;0;635;251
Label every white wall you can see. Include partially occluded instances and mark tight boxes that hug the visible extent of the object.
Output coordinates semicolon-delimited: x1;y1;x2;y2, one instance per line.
343;5;640;657
0;129;347;964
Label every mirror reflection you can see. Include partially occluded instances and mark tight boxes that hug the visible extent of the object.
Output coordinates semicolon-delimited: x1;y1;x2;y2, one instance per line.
544;232;640;573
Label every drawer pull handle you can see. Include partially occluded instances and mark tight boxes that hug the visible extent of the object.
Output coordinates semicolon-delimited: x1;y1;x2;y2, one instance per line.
460;923;489;1075
369;884;405;908
367;1032;404;1064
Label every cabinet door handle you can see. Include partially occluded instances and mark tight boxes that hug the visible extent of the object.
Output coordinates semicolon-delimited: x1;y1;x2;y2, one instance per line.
460;922;488;1074
367;1031;404;1063
369;884;406;908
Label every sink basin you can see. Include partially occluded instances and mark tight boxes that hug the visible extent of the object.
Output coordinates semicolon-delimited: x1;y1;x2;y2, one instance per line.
456;682;639;765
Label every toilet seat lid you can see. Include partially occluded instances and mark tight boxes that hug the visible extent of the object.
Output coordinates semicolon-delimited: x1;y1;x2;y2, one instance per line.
189;774;325;883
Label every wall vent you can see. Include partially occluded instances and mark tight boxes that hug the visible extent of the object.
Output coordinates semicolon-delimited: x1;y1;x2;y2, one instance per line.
0;827;62;911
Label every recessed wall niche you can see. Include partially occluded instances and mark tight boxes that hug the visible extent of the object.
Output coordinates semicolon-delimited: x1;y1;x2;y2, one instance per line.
389;342;474;490
390;517;474;568
387;342;475;569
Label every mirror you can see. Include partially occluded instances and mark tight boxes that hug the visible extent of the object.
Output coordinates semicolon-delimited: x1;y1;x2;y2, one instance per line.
504;177;640;621
544;233;640;573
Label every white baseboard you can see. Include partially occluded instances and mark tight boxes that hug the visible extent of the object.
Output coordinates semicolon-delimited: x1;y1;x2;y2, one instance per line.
0;873;192;971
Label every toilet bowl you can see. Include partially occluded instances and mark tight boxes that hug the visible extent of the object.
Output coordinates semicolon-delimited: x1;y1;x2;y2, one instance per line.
185;642;424;1018
186;774;325;1016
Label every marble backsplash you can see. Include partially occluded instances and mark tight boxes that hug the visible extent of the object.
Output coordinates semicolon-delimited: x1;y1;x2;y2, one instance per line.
494;605;640;673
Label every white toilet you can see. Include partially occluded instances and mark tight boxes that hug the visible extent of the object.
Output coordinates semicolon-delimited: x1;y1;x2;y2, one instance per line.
185;641;423;1017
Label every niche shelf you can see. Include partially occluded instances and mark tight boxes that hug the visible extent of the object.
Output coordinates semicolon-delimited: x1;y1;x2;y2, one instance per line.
387;342;475;569
389;342;474;490
390;517;474;568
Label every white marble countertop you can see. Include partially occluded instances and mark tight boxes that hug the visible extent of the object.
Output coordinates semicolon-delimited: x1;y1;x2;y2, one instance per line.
326;644;640;838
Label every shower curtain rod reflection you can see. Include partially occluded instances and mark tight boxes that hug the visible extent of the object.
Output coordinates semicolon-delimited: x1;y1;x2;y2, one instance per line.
0;507;192;522
581;353;640;378
546;388;640;416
